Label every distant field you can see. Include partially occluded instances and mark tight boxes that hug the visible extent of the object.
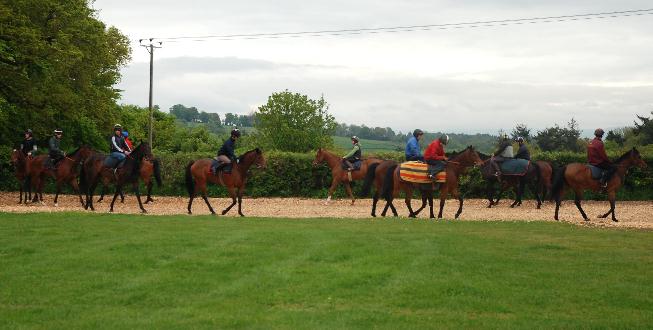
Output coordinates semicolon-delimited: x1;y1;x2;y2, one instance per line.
1;213;652;328
332;135;403;153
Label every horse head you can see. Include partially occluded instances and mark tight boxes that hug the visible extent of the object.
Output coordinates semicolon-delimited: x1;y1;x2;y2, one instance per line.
10;149;23;167
253;148;267;169
453;146;483;167
628;147;647;169
133;141;153;160
312;148;324;167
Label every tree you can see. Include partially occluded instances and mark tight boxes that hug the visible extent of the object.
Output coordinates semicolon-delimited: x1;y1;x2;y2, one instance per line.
0;0;131;149
255;90;336;152
606;130;625;146
633;111;653;145
169;104;199;122
511;123;532;142
534;118;582;152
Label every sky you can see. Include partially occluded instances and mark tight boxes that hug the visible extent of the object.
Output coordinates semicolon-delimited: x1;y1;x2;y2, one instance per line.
93;0;653;135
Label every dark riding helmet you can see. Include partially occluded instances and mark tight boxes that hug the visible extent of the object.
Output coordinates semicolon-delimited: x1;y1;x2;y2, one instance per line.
53;128;63;134
413;129;424;137
351;136;359;143
231;128;241;138
594;128;605;137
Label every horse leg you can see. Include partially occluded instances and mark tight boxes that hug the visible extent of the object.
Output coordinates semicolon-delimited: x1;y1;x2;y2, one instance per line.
573;190;589;221
30;175;40;203
531;182;542;209
120;190;125;203
145;181;154;204
438;197;446;219
428;191;435;219
18;179;23;204
237;189;244;217
404;189;416;218
222;187;238;215
109;185;122;213
599;191;618;222
87;180;99;211
454;189;464;219
133;182;147;213
70;177;84;207
511;181;524;208
199;183;215;215
325;178;339;204
371;193;378;217
187;184;196;215
53;180;62;207
486;182;495;208
344;182;355;205
413;192;427;216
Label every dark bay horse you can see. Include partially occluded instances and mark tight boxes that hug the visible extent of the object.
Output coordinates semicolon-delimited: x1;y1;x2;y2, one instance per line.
28;146;93;206
81;142;153;213
186;148;266;216
552;147;647;222
382;146;483;219
478;154;543;209
312;148;382;205
490;160;554;207
10;149;31;203
360;160;399;217
96;158;162;204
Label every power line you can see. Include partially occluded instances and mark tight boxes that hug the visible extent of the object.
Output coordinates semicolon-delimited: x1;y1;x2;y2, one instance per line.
144;8;653;43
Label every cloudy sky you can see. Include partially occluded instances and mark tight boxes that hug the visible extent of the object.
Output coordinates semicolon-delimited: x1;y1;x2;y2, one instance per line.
93;0;653;134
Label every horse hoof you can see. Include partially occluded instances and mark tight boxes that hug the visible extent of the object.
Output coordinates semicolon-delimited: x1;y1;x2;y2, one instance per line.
54;203;58;207
612;219;619;222
141;210;147;214
221;211;228;215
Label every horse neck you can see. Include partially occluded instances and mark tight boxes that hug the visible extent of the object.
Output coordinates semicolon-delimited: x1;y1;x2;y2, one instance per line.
321;151;340;169
615;154;637;172
449;151;475;175
237;152;257;175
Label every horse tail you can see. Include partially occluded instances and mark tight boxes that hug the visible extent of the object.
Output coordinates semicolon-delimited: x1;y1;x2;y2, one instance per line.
152;158;162;187
531;161;541;188
381;164;398;201
360;162;380;197
551;165;567;201
185;161;195;197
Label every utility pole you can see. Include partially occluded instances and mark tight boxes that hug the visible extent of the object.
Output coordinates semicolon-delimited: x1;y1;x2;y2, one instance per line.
139;38;162;147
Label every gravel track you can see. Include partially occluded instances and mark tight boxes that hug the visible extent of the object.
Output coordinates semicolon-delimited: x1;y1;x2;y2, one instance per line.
1;192;651;229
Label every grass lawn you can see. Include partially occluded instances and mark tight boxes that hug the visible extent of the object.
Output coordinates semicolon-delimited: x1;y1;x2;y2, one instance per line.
1;213;652;329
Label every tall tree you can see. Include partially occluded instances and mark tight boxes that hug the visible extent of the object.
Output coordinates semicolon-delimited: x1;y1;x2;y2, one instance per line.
511;123;532;142
633;111;653;145
255;90;336;152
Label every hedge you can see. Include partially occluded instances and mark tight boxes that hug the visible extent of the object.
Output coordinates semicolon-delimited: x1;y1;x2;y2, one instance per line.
2;147;652;201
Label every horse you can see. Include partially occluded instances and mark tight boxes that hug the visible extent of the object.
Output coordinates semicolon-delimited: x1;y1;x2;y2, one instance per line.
552;147;647;222
96;158;162;204
360;160;400;217
27;146;93;207
10;149;31;204
80;142;153;213
185;148;266;216
478;153;543;209
312;148;382;205
488;160;554;208
382;146;483;219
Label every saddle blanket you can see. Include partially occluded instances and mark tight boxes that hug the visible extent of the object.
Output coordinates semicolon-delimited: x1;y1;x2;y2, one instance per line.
399;161;446;183
500;159;530;176
341;160;362;171
103;156;124;168
587;164;603;180
210;159;232;174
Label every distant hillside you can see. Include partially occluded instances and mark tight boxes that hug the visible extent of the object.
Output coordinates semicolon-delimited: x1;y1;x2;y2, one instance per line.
332;136;403;153
334;134;497;154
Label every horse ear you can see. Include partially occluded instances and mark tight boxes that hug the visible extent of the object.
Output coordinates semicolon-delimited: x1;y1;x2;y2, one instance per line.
255;147;261;154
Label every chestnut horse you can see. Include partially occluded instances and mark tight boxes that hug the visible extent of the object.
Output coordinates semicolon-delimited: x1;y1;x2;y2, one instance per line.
96;158;162;204
312;148;382;205
80;142;152;213
10;149;31;203
186;148;266;216
28;146;93;206
360;160;400;217
552;147;647;222
382;146;483;219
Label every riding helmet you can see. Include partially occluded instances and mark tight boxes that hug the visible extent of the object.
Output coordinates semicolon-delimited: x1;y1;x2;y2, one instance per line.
53;128;63;134
413;129;424;137
515;136;525;143
439;134;449;145
25;129;33;136
594;128;605;137
113;124;123;131
231;128;241;138
351;136;359;143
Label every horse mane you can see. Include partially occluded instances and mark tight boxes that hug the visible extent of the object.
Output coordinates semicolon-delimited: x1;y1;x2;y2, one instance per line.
449;145;475;160
68;146;81;157
614;148;638;164
238;148;262;162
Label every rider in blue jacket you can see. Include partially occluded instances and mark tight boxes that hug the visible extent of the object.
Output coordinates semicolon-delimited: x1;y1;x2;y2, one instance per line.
405;129;424;161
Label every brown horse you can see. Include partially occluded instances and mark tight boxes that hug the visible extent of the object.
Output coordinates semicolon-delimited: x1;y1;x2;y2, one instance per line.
10;149;31;203
186;148;266;216
28;146;93;206
489;160;554;208
80;142;153;213
96;158;162;204
552;147;647;222
360;160;400;217
382;146;483;219
312;148;382;205
478;154;542;209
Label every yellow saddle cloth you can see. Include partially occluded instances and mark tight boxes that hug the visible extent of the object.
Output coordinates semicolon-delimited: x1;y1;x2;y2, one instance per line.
399;161;446;183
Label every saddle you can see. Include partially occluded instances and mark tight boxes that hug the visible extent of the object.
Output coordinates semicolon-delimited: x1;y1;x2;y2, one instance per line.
341;160;362;171
211;159;232;175
499;159;530;176
399;161;446;183
103;156;126;169
586;164;604;180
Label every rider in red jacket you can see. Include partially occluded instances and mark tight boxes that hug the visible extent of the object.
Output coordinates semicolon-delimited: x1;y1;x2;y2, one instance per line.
424;135;448;162
587;128;614;188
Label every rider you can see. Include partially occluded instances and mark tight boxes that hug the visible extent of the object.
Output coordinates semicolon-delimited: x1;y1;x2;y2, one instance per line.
514;137;530;160
48;129;65;169
109;124;131;168
405;129;424;161
122;130;134;150
342;136;362;171
20;129;37;157
212;128;241;175
588;128;614;189
424;134;449;178
490;133;513;178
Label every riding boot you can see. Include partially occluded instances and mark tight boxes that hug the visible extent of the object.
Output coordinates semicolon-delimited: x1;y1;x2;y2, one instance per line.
599;172;608;191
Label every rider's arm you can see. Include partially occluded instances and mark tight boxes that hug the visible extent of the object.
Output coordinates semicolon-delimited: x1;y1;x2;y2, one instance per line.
343;145;359;159
112;136;124;153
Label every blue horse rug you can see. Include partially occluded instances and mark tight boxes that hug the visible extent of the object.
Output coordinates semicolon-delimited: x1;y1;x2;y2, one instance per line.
500;159;530;176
